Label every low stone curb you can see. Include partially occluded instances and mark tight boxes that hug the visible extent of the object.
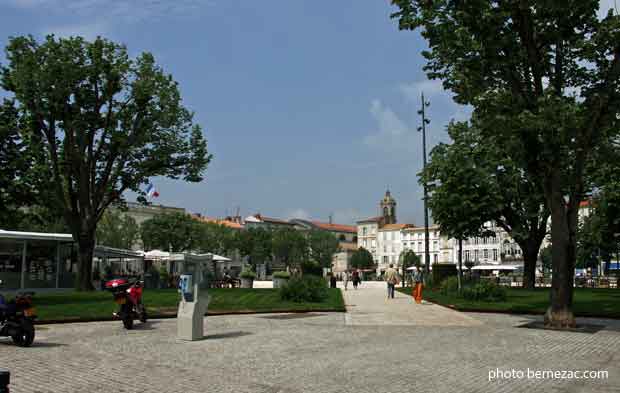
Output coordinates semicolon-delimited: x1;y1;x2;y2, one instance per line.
419;295;620;320
34;308;346;325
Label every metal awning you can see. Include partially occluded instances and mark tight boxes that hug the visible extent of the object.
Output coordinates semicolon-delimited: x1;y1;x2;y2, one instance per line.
0;229;73;242
94;245;143;259
472;264;519;270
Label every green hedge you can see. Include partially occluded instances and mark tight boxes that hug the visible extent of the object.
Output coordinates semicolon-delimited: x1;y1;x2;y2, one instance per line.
432;264;457;287
280;275;328;303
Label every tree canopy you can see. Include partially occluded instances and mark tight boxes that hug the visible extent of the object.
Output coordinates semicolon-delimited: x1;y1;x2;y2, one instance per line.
141;212;200;252
392;0;620;328
96;209;139;250
1;35;211;290
421;119;548;288
271;228;308;269
308;230;340;269
351;247;375;270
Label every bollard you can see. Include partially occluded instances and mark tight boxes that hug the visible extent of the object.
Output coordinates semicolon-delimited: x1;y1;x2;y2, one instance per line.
0;368;9;393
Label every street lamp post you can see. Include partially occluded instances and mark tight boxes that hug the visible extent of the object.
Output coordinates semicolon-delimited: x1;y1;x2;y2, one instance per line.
417;92;431;274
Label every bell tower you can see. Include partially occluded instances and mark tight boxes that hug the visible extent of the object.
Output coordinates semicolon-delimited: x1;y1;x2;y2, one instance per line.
380;189;397;224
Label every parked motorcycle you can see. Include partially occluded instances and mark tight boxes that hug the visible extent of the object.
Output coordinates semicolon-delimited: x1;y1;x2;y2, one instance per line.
105;278;147;330
0;280;36;347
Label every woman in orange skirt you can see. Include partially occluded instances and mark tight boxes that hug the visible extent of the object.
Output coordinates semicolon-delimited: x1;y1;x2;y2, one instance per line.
412;266;423;304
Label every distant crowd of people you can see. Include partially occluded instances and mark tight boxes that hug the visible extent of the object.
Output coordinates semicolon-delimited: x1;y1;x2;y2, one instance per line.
330;264;426;304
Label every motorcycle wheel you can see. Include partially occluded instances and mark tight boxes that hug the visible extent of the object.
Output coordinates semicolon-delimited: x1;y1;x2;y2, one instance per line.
12;319;35;347
140;309;147;323
122;316;134;330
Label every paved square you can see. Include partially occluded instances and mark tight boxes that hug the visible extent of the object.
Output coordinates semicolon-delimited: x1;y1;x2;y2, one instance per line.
2;286;619;393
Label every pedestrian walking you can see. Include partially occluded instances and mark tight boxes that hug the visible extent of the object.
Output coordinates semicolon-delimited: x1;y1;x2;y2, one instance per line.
342;270;349;291
412;266;424;304
385;264;399;299
352;270;359;289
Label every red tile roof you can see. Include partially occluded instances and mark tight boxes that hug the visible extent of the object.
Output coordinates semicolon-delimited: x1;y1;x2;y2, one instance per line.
310;221;356;233
356;216;383;223
379;224;414;231
193;215;244;230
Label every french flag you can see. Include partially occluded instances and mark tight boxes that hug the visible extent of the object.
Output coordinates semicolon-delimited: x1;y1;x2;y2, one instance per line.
146;183;159;198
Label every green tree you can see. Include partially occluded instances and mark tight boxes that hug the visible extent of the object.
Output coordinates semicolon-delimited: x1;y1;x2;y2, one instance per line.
141;212;200;252
194;222;237;256
308;230;340;269
1;36;211;290
271;228;308;270
423;120;549;288
235;228;273;271
420;124;495;290
96;209;139;249
0;99;64;230
399;249;421;287
392;0;620;328
351;247;375;270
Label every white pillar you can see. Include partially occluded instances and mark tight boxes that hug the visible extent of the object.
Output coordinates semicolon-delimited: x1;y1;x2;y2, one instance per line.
20;241;27;289
55;242;61;288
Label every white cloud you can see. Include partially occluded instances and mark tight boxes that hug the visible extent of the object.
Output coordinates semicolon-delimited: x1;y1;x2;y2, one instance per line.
45;21;108;40
363;99;417;152
598;0;619;19
399;79;444;103
333;209;362;225
6;0;213;38
286;208;311;220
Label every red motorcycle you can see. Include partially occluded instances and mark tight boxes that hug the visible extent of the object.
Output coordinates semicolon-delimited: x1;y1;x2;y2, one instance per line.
105;278;147;330
0;280;36;347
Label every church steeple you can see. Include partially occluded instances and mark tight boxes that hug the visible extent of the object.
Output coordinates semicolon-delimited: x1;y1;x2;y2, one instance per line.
380;189;397;224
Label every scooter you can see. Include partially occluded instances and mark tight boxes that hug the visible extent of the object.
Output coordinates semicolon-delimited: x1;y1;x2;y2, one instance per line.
0;279;36;347
105;278;147;330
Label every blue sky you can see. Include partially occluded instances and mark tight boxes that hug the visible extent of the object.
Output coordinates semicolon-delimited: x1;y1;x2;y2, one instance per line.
3;1;615;225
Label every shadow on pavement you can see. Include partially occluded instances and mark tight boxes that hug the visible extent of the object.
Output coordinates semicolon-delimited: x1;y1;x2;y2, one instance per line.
204;331;253;340
0;340;67;348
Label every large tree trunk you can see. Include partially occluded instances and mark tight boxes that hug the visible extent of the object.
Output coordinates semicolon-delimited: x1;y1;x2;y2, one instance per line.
76;234;95;291
544;172;576;328
521;241;539;289
457;239;463;291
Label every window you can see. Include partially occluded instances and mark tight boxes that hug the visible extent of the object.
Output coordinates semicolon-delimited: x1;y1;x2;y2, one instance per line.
474;249;479;260
434;254;438;263
383;245;387;253
363;240;367;248
362;227;367;236
383;256;388;264
391;245;395;253
493;249;498;261
371;239;376;248
418;241;423;251
465;250;470;261
433;240;438;251
483;249;489;259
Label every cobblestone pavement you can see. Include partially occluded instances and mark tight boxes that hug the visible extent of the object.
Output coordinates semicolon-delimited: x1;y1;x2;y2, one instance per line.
2;286;620;393
342;282;482;327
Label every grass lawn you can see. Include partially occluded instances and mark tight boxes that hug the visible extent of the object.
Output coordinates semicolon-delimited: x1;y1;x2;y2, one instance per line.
14;288;344;323
396;286;620;318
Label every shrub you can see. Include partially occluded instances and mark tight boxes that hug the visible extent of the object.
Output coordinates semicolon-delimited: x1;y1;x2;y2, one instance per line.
159;266;169;287
280;275;329;303
272;271;290;279
462;281;507;302
439;276;460;295
240;270;256;279
432;263;457;286
301;261;323;277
